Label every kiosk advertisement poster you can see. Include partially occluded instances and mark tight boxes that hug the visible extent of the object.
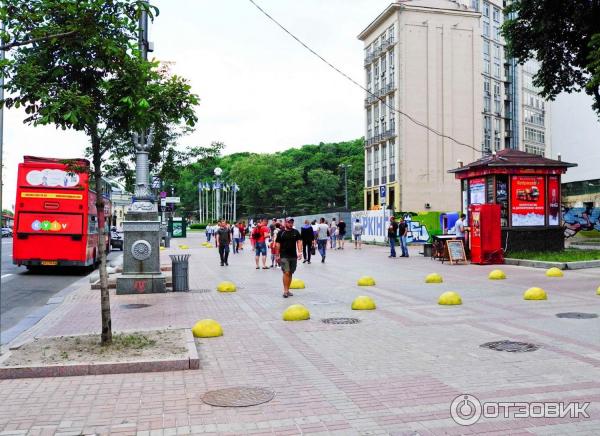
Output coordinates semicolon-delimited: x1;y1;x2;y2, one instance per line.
548;176;560;226
469;178;485;204
511;175;545;226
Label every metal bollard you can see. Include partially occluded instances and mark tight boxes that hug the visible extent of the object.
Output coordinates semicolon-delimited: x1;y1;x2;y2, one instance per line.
170;254;190;291
423;243;433;257
164;235;171;248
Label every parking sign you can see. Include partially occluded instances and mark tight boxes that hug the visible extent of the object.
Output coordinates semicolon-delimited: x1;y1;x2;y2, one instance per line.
379;185;386;199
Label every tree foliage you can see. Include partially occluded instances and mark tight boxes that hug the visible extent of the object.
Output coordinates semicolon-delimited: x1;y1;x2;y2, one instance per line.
177;139;364;218
503;0;600;115
1;0;199;344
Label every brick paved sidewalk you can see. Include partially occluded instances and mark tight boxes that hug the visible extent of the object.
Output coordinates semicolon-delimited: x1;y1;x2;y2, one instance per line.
1;232;599;435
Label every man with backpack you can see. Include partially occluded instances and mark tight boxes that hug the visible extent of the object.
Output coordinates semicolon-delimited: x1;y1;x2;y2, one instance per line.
252;218;271;269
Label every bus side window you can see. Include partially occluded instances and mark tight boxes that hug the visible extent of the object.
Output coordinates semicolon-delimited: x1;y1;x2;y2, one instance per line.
89;215;98;234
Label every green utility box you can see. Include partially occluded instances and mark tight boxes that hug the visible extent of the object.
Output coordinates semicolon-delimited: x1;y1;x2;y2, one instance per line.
168;217;187;238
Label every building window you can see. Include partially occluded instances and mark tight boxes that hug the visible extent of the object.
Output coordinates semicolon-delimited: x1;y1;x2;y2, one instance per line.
484;115;491;153
525;144;545;155
366;148;372;187
483;22;490;37
484;79;490;95
493;62;500;78
524;127;545;144
493;44;500;60
374;104;379;135
381;144;387;184
389;49;395;81
484;96;491;112
366;107;372;139
493;7;500;22
388;24;394;41
494;98;501;114
374;63;379;91
494;26;501;41
366;66;372;92
373;146;379;185
388;139;395;183
483;2;489;17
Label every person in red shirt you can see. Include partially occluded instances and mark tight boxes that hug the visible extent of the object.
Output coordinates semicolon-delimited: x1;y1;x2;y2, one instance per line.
252;219;271;269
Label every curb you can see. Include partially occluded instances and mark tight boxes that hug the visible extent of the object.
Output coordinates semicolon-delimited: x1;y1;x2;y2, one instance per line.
0;330;199;379
505;258;600;270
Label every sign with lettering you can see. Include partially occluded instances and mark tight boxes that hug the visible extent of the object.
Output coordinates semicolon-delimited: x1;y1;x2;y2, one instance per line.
351;210;386;243
446;240;467;265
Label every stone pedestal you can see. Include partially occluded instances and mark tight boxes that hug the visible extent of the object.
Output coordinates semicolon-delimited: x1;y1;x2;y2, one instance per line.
116;210;166;294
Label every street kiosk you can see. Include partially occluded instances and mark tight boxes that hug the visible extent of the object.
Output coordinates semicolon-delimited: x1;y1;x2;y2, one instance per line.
448;149;576;252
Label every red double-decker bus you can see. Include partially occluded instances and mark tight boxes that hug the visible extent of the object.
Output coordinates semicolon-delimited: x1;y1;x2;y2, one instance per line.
13;156;112;269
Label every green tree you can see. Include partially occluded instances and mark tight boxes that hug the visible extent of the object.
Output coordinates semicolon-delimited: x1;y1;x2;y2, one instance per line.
2;209;13;217
1;0;198;344
503;0;600;115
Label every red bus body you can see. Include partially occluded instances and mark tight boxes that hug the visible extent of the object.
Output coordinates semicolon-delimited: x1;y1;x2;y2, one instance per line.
13;156;111;268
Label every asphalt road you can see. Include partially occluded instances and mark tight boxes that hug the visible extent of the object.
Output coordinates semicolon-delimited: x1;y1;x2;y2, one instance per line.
1;238;119;337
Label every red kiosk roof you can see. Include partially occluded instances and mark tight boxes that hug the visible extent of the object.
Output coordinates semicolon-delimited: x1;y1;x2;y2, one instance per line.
448;149;576;178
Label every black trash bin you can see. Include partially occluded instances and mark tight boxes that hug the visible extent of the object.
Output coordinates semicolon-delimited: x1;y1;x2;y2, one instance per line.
170;254;190;292
423;243;433;257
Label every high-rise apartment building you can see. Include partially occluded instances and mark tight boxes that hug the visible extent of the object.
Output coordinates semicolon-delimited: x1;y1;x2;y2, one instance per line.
473;0;552;157
359;0;482;212
360;0;552;212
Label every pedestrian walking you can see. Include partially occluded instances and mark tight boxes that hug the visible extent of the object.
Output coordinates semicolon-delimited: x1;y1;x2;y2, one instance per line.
274;218;302;298
215;220;231;266
251;218;271;269
300;219;315;263
232;222;241;254
352;218;364;249
398;216;409;257
317;217;329;263
387;216;398;258
337;218;347;249
329;218;337;249
270;222;281;268
239;221;246;250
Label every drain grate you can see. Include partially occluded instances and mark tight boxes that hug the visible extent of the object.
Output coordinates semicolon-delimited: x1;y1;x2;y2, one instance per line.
556;312;598;319
121;303;152;309
480;340;540;353
322;317;361;325
201;387;275;407
192;288;212;294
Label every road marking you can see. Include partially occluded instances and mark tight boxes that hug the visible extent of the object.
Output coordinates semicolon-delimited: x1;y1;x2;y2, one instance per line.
1;274;13;279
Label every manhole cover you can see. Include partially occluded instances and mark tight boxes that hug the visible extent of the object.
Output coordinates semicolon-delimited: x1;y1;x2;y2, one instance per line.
201;387;275;407
121;303;152;309
480;340;540;352
322;317;361;325
556;312;598;319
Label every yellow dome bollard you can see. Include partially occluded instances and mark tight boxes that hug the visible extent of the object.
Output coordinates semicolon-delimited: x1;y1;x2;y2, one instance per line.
351;295;376;310
290;278;305;289
488;269;506;280
192;319;223;338
546;267;564;277
357;276;376;286
217;281;237;292
425;273;443;283
179;244;189;249
282;304;310;321
523;287;547;300
159;246;166;251
438;291;462;305
596;286;600;296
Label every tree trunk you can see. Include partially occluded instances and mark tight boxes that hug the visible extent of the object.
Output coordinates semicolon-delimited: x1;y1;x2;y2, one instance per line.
92;131;112;345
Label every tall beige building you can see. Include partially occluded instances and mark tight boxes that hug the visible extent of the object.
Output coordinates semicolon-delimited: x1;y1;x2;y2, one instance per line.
359;0;482;212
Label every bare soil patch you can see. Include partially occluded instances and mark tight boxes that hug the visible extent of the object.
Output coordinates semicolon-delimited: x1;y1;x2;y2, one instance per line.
3;329;188;367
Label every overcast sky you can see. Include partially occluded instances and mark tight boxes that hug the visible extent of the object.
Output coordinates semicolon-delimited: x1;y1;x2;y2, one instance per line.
2;0;599;210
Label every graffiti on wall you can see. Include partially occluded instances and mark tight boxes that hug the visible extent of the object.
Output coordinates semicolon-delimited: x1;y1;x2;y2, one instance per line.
402;215;431;243
563;206;600;238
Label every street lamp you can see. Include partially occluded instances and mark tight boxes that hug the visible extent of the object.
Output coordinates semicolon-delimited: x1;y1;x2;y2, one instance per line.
339;164;352;210
214;167;222;220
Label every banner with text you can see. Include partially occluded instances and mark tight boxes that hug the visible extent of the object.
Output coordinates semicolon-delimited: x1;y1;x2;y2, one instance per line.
351;209;388;243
